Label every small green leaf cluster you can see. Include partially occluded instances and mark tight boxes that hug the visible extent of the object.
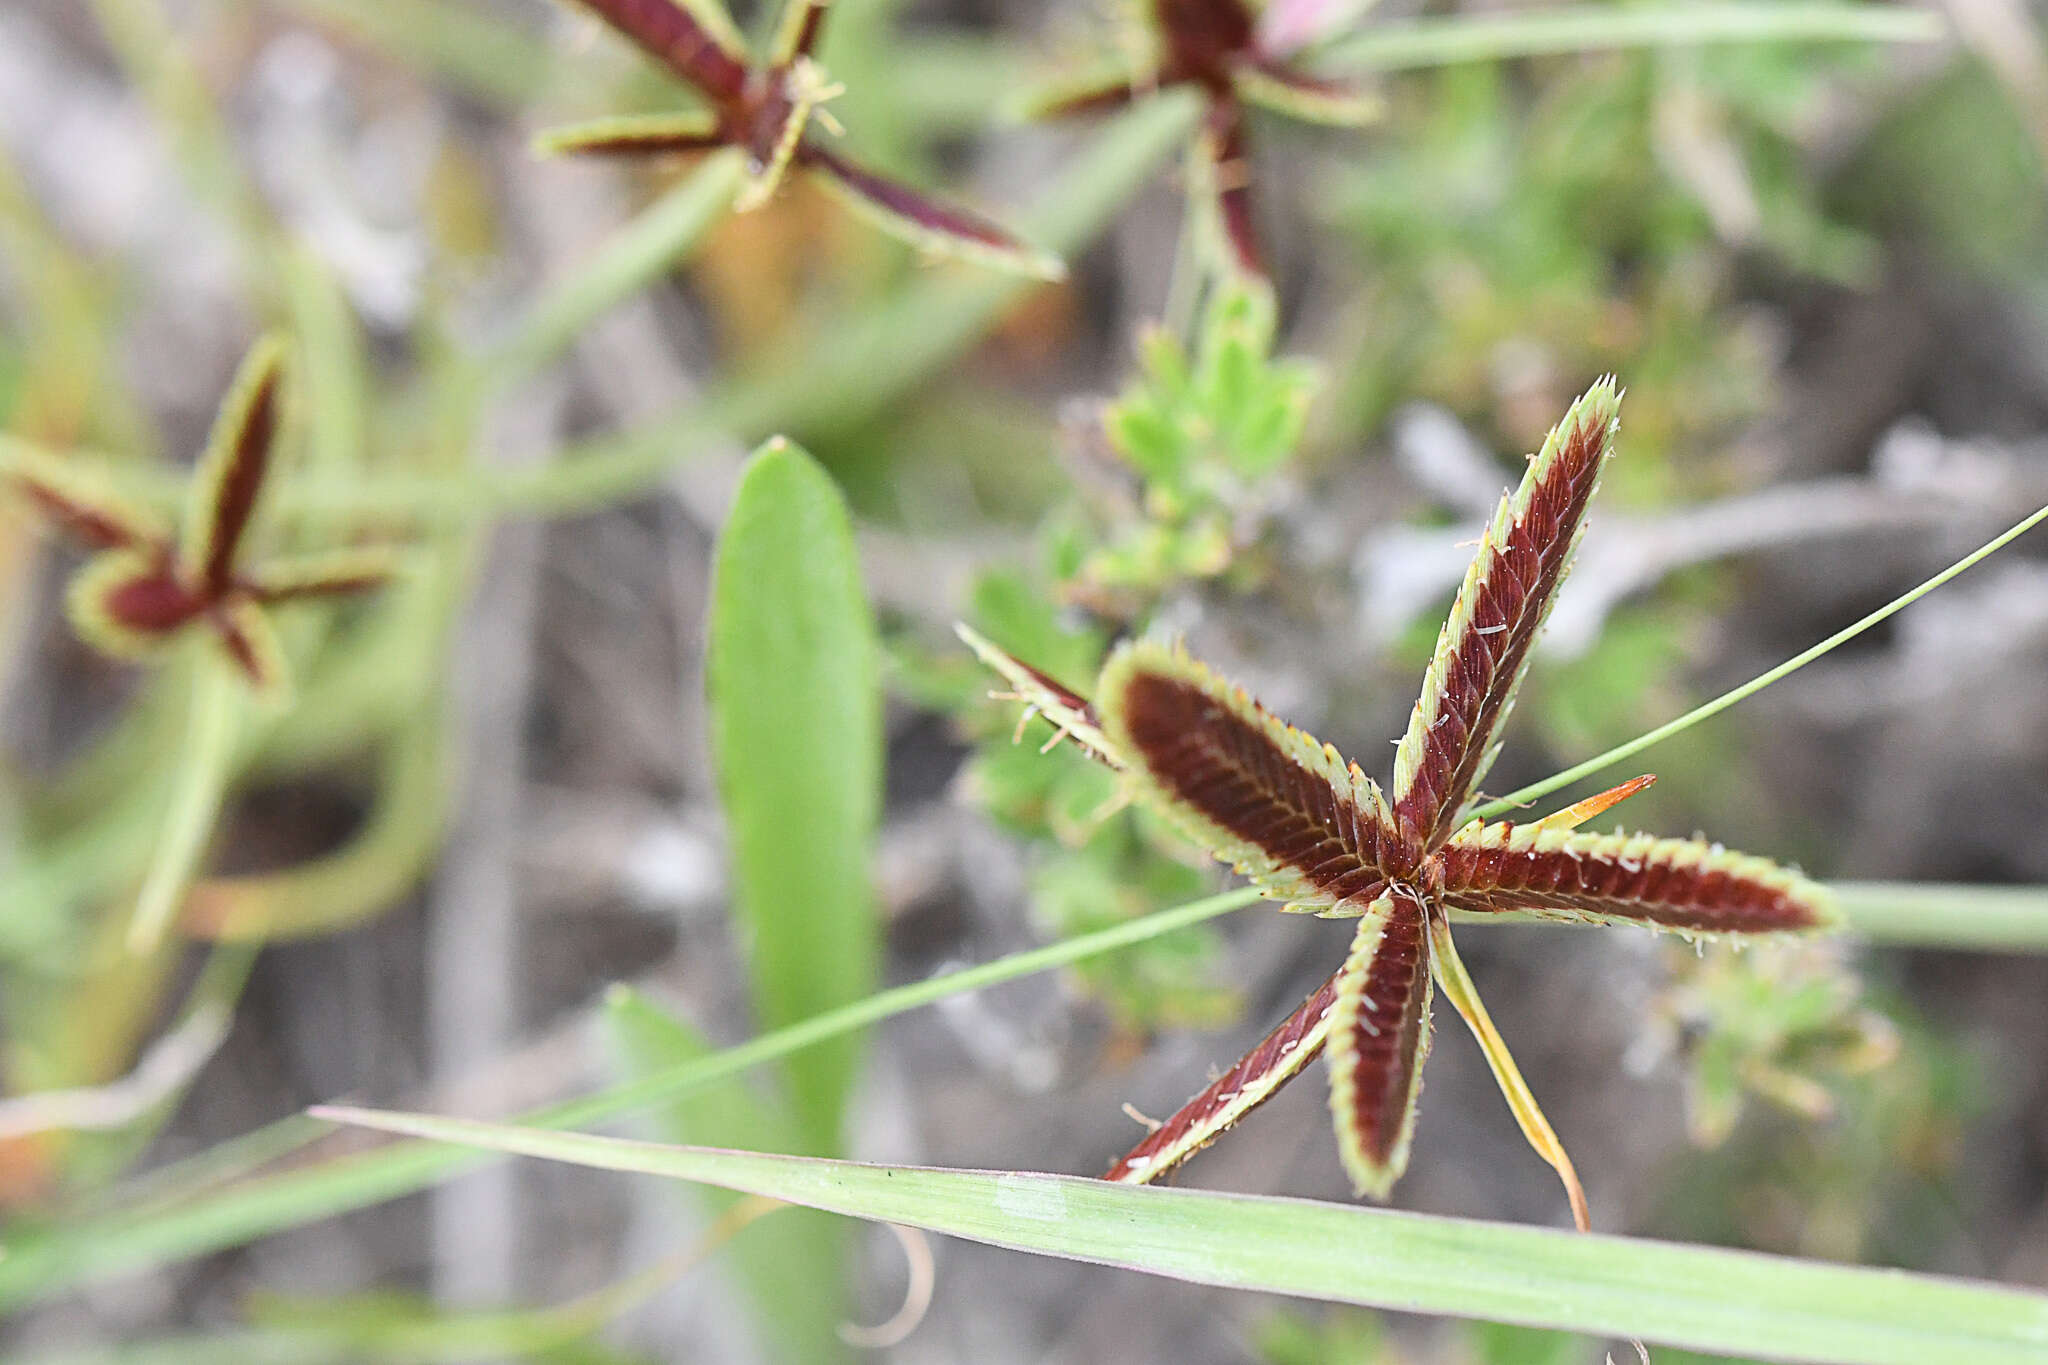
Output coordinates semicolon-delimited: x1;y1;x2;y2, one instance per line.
899;282;1322;1032
1068;278;1319;602
935;572;1237;1033
1650;939;1899;1150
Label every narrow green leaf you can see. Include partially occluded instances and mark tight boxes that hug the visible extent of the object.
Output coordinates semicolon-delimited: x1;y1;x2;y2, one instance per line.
486;150;745;387
1468;500;2048;822
707;439;881;1154
0;887;1258;1313
308;1108;2048;1365
604;987;850;1365
1319;3;1943;74
127;653;242;952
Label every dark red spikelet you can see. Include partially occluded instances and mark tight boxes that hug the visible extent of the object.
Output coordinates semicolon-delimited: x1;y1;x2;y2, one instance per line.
1326;886;1434;1196
1389;381;1621;854
194;360;280;595
575;0;750;102
103;566;205;634
1106;969;1340;1183
1155;0;1256;89
1437;826;1839;935
802;144;1031;255
1104;647;1398;912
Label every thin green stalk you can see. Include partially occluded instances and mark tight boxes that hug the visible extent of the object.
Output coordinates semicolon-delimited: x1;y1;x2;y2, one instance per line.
126;657;241;953
1319;3;1943;73
1467;501;2048;823
483;150;746;386
0;884;1260;1310
1832;883;2048;953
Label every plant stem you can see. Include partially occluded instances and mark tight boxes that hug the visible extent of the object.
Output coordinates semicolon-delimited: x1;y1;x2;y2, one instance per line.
1831;882;2048;953
0;883;1260;1310
1318;3;1942;74
483;151;746;387
126;657;240;953
1467;500;2048;823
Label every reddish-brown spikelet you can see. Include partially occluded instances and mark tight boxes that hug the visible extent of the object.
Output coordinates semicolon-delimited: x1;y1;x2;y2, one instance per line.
1099;643;1399;912
1326;887;1433;1195
1390;379;1621;854
801;144;1042;257
575;0;749;99
13;477;151;551
1106;969;1340;1183
547;0;1064;278
1437;824;1838;935
185;341;283;596
101;566;204;634
967;380;1842;1212
6;336;394;694
1156;0;1256;91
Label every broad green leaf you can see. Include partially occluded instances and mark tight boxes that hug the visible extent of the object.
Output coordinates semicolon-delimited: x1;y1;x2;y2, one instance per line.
310;1107;2048;1365
604;987;849;1365
707;439;881;1154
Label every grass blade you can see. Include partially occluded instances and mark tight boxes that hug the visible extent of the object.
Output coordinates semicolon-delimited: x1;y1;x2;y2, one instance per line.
307;1109;2048;1365
0;887;1258;1312
9;876;2048;1311
1319;3;1943;73
126;655;240;952
604;987;849;1364
1468;501;2048;823
707;439;881;1155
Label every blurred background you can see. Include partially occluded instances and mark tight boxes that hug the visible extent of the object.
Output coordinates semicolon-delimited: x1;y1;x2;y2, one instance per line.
1;1;2046;1361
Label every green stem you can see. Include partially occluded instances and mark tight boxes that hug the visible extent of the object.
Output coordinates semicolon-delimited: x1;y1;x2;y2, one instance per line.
483;151;746;387
1467;501;2048;824
0;884;1260;1310
1318;3;1943;73
1831;882;2048;953
126;657;240;953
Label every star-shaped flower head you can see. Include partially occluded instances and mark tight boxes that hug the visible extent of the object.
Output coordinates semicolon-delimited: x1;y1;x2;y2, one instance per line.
2;336;394;700
963;378;1837;1227
1028;0;1379;275
539;0;1064;279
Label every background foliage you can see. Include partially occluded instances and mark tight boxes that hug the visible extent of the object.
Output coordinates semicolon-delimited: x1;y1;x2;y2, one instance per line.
1;2;2046;1362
